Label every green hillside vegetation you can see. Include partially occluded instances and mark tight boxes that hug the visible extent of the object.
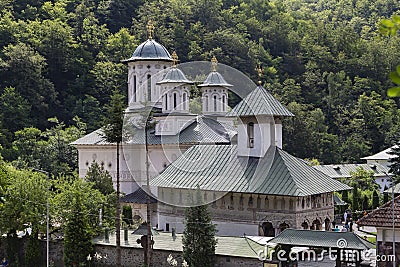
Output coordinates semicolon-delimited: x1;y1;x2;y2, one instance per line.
0;0;400;168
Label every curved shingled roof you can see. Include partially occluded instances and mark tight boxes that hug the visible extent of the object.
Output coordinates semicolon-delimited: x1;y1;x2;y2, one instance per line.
156;68;193;84
227;86;294;117
151;145;351;196
123;39;172;62
198;71;232;87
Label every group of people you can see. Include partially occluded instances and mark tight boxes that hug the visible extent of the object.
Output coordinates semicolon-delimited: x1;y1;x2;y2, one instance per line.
342;210;354;232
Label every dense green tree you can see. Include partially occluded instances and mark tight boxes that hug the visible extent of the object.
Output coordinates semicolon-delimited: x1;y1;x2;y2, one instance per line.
372;190;380;209
182;192;217;267
0;87;30;134
349;167;379;191
388;140;400;183
0;0;399;165
0;43;56;128
0;166;48;264
62;182;95;266
85;161;116;227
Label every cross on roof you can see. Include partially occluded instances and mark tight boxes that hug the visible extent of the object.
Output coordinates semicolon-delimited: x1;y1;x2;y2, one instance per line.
147;20;155;39
211;56;218;72
172;51;178;67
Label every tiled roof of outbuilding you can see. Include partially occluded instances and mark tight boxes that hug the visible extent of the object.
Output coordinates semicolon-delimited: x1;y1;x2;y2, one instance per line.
357;195;400;228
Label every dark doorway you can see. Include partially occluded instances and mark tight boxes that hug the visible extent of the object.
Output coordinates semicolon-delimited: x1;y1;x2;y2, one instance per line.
261;222;275;237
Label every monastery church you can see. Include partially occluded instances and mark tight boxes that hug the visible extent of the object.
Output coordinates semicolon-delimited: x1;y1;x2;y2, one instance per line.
72;23;350;237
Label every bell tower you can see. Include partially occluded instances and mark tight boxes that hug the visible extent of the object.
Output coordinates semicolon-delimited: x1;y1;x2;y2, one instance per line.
198;56;232;115
227;65;294;157
122;21;173;110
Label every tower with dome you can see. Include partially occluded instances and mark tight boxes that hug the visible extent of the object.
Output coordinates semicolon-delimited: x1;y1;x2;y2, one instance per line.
72;21;350;236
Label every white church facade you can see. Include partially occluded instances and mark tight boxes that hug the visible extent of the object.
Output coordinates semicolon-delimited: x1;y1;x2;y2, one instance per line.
72;23;351;237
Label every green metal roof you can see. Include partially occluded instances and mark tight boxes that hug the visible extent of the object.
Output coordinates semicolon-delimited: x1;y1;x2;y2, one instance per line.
93;232;264;259
128;117;232;145
70;129;110;146
314;163;389;179
71;117;233;146
269;229;373;250
151;145;351;196
333;194;347;206
227;86;294;117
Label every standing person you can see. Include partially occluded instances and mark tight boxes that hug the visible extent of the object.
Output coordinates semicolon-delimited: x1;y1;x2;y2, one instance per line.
1;258;8;267
343;210;348;224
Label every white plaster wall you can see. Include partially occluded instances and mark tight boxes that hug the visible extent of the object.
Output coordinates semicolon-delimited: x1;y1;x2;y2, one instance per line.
202;87;228;115
127;61;172;108
155;115;196;136
377;228;400;242
237;116;274;157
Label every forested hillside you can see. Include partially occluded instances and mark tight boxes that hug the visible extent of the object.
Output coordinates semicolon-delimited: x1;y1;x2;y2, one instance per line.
0;0;400;168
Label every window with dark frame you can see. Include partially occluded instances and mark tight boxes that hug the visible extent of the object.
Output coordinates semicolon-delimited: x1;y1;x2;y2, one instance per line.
248;122;254;148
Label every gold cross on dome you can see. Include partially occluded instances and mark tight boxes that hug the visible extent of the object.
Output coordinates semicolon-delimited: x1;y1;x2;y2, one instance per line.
172;51;179;67
211;56;218;72
146;20;155;39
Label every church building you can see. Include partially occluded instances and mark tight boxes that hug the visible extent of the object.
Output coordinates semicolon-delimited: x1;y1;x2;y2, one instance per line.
72;22;350;237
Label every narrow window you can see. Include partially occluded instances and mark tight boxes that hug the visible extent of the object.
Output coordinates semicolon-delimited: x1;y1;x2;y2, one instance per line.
133;75;137;102
205;95;209;111
222;95;226;111
183;93;187;110
213;95;217;112
164;94;168;110
147;74;151;101
173;93;177;109
248;122;254;148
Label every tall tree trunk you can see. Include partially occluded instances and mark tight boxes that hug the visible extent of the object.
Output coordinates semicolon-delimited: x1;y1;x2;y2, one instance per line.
116;141;121;267
145;120;153;267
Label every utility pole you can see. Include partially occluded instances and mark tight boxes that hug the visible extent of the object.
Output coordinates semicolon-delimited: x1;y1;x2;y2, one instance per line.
116;141;121;267
32;168;50;267
145;115;153;267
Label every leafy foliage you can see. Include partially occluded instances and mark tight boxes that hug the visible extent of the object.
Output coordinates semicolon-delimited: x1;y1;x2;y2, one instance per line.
182;192;217;267
0;0;400;164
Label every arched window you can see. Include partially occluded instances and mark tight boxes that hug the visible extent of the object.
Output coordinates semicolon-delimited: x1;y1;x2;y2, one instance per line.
173;92;177;109
213;95;217;112
222;95;226;111
133;75;137;102
164;94;168;111
147;74;152;101
248;122;254;148
205;95;209;111
183;92;187;110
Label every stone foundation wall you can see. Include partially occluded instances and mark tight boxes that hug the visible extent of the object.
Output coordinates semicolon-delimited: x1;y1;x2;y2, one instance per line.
1;238;262;267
